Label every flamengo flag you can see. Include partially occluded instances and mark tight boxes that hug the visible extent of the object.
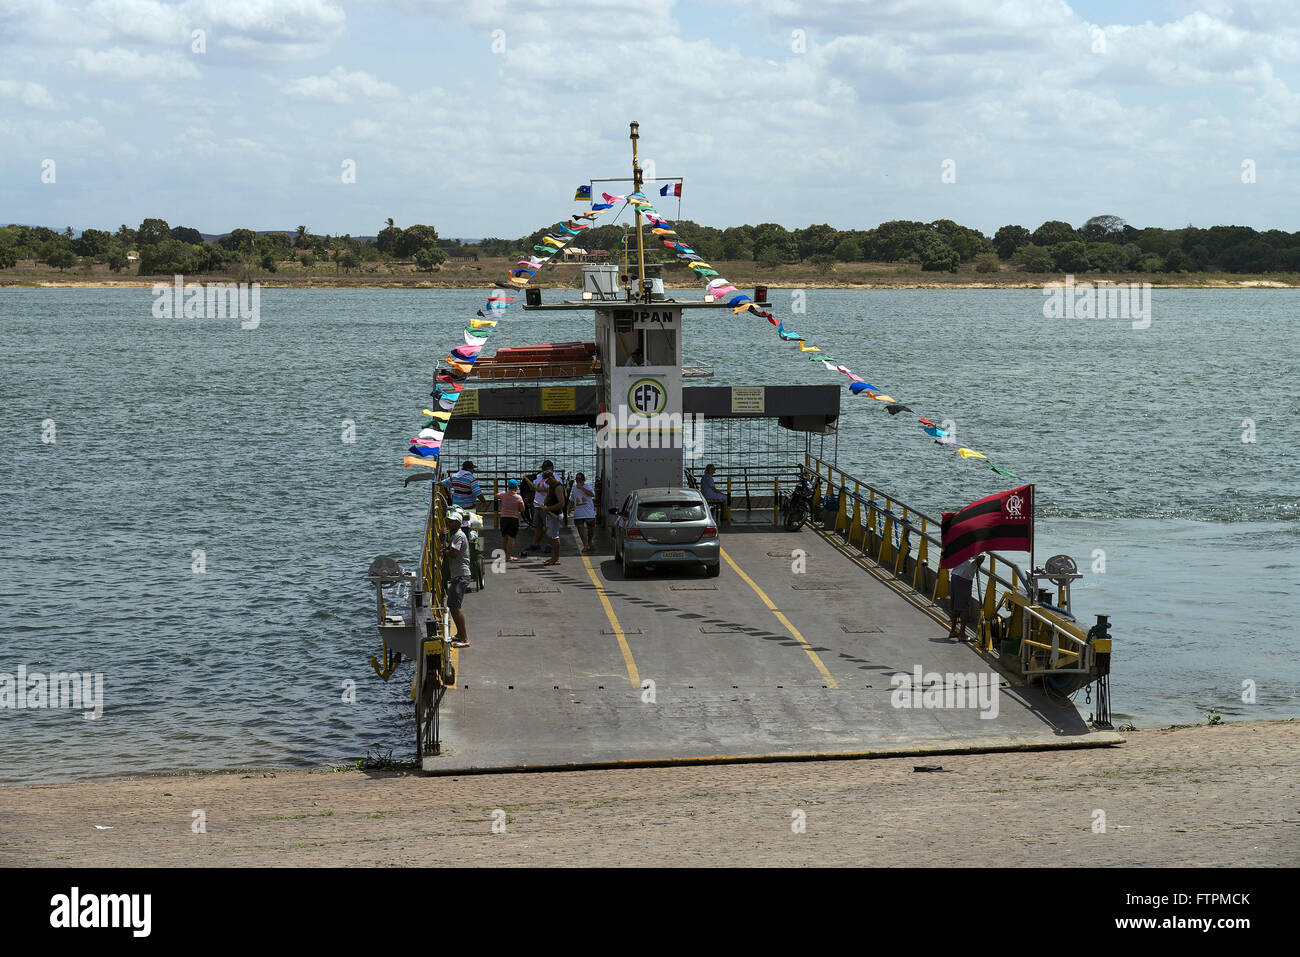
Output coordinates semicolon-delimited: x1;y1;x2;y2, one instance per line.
940;484;1033;569
659;182;682;197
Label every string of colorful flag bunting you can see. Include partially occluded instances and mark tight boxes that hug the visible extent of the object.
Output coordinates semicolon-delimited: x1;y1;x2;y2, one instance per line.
401;199;617;472
618;190;1021;481
402;181;1019;482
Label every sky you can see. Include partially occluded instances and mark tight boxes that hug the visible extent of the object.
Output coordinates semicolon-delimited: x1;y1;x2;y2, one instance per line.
2;0;1298;239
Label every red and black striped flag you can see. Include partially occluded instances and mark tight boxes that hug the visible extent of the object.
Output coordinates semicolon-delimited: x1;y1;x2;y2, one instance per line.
940;484;1033;569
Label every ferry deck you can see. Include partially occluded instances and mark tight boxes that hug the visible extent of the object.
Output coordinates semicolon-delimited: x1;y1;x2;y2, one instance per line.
430;513;1120;773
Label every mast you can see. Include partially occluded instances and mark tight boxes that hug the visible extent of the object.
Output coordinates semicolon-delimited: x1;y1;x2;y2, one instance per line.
630;120;646;301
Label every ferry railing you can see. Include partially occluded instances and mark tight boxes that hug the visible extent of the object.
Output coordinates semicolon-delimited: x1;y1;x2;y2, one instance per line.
412;472;454;757
1014;599;1094;677
684;464;791;523
802;454;1086;673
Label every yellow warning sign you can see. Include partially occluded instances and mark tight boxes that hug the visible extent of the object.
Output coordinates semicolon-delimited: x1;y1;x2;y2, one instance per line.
731;386;765;413
457;388;480;415
541;386;576;413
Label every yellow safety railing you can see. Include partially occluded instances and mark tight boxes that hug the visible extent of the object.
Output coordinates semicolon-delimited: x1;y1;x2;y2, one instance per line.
684;465;788;525
802;454;1086;670
415;476;457;756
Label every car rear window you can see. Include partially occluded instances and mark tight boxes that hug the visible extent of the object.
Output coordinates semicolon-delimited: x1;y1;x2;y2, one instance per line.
637;502;706;522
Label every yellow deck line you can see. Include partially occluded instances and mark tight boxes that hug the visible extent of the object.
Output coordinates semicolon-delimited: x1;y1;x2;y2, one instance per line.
809;527;1028;688
581;553;641;688
720;548;838;689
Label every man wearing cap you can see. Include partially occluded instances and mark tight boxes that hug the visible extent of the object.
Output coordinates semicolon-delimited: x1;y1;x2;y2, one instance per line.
442;460;490;514
446;510;473;648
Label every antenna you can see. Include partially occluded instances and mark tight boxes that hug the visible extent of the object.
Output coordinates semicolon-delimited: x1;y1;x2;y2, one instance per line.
630;121;647;301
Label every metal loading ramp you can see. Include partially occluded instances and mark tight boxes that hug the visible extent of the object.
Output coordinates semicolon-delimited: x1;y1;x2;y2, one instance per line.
425;522;1122;773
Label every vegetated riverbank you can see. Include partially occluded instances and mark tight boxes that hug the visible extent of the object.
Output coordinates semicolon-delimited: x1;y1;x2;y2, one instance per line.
3;258;1298;291
1;720;1294;867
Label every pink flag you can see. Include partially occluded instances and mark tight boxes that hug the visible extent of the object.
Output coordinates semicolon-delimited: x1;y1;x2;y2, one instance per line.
601;192;625;204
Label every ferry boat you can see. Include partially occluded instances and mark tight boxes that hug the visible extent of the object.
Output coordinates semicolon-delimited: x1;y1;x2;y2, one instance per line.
364;124;1119;772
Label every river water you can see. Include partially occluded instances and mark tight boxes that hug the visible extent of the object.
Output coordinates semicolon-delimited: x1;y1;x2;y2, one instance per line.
1;287;1296;783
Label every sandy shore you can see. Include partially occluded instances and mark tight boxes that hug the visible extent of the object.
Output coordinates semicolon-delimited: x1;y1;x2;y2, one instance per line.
1;721;1296;867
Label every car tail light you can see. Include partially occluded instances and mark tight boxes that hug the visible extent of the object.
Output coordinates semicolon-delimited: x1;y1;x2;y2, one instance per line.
627;528;643;539
704;526;717;537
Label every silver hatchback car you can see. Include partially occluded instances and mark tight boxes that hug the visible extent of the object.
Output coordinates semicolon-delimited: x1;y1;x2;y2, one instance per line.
611;487;721;578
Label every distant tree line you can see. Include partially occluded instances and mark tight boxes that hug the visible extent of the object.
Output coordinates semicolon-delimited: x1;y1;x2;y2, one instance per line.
0;217;449;275
4;214;1299;275
469;214;1300;274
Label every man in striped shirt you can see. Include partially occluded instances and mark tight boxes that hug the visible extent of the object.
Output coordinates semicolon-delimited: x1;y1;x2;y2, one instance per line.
442;460;490;513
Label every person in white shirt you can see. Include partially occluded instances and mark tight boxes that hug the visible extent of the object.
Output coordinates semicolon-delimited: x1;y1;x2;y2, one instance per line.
446;511;473;648
524;458;554;555
568;472;596;552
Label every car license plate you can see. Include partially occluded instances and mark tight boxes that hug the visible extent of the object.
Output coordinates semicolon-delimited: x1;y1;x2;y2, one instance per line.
659;550;686;559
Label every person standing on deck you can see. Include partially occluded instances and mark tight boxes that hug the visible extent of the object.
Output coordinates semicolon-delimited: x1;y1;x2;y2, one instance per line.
446;511;473;648
519;473;537;528
568;472;596;553
540;470;566;566
497;479;525;562
700;463;729;521
525;459;555;555
948;554;984;641
442;460;490;514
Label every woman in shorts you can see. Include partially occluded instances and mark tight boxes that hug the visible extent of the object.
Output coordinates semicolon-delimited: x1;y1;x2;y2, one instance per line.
569;472;596;552
497;479;525;562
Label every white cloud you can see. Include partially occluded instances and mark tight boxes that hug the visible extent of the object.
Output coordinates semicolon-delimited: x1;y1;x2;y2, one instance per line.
370;0;677;39
3;0;347;61
71;46;201;81
4;1;1299;236
0;79;62;109
348;117;385;139
87;0;189;44
193;0;347;59
282;67;401;103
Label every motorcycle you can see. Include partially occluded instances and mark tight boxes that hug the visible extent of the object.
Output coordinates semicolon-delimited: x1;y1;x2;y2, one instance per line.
784;473;821;531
